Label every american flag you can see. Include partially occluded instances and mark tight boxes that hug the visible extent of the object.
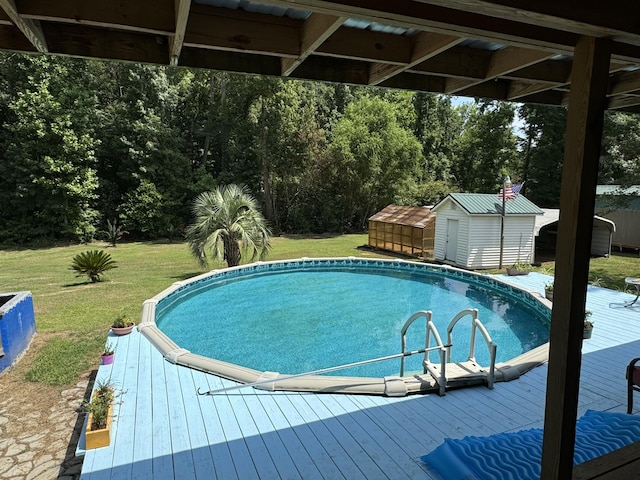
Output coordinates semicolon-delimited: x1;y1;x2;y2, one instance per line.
498;182;523;201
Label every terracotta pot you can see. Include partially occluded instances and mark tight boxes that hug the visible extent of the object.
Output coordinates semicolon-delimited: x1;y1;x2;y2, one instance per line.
110;323;134;336
506;267;529;276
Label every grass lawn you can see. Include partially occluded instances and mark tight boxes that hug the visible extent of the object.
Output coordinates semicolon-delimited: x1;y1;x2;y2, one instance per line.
0;236;638;388
0;235;393;386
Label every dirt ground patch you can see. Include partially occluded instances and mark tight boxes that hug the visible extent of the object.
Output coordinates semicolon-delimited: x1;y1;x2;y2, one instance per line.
0;333;95;479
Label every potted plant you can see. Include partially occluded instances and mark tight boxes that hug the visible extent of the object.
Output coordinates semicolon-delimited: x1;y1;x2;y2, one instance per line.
110;314;135;335
583;311;594;339
506;261;530;276
100;342;115;365
84;380;115;449
544;282;554;301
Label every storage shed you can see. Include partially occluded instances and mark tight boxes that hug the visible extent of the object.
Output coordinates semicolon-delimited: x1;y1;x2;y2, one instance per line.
595;185;640;250
368;205;435;257
432;193;543;269
534;209;616;261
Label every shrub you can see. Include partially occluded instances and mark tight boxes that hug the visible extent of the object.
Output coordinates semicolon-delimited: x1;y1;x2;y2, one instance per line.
83;379;114;430
101;219;128;247
70;250;118;283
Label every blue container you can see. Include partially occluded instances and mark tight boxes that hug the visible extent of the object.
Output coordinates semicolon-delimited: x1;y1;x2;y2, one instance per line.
0;292;37;373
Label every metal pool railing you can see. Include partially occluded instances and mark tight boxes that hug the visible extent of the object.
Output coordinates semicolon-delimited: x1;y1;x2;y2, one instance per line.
196;344;451;396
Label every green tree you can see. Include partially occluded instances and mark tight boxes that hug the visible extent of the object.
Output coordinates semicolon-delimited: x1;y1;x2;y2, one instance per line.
453;100;518;193
600;111;640;186
325;94;424;230
91;62;208;237
518;104;567;206
186;184;271;267
248;79;328;232
413;92;461;182
0;55;98;242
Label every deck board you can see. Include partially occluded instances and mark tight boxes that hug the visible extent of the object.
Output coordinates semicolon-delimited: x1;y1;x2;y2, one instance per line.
202;375;261;479
79;272;640;479
149;339;175;479
191;370;239;479
257;393;327;480
130;339;153;479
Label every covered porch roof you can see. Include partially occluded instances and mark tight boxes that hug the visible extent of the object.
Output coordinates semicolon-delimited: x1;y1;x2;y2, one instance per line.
1;1;636;478
0;1;640;112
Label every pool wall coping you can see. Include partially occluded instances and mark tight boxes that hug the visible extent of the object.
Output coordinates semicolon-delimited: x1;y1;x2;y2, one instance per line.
138;257;551;397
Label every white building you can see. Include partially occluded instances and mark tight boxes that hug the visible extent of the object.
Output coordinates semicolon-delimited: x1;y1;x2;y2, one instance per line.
431;193;543;269
534;208;616;261
595;185;640;250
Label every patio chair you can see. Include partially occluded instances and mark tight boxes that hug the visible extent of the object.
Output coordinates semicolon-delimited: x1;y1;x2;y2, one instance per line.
626;357;640;413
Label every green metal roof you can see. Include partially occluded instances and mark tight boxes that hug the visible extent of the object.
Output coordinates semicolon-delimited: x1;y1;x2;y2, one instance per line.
596;185;640;195
596;185;640;211
436;193;544;215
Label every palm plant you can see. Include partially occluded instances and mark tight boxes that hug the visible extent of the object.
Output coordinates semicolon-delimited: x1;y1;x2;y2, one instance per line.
70;250;118;282
186;185;271;268
101;219;128;247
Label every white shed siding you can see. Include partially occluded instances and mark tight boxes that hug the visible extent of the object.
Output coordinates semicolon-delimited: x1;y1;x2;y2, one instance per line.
466;216;535;269
600;211;640;249
433;194;541;269
466;216;501;268
455;215;470;266
591;224;612;256
503;216;536;266
433;200;469;263
433;215;447;260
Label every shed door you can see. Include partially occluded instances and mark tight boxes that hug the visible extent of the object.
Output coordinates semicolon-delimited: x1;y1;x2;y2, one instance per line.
445;219;459;262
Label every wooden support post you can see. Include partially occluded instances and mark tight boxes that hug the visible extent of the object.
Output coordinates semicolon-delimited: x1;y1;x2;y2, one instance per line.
540;36;611;479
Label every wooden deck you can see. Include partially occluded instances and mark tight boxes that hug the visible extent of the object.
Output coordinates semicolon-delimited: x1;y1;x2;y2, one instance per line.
78;273;640;479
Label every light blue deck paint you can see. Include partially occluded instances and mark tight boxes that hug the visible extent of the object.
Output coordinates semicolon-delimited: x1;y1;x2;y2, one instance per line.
78;274;640;479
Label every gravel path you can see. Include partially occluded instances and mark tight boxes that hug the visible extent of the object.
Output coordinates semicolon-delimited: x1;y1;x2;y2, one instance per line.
0;335;93;480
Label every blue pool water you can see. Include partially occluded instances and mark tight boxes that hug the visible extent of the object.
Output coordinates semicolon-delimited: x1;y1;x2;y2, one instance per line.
156;265;549;378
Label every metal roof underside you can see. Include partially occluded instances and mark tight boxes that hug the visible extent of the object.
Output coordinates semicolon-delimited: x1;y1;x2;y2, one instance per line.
2;1;640;112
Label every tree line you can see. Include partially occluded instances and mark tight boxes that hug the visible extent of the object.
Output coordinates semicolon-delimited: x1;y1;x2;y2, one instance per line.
0;52;638;243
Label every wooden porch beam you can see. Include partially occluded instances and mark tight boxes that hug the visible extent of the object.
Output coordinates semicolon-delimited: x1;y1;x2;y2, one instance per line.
282;13;344;76
608;94;640;110
170;0;191;66
540;35;611;479
317;26;412;64
507;80;559;100
0;0;47;52
609;70;640;96
368;32;462;85
445;45;554;94
19;0;175;35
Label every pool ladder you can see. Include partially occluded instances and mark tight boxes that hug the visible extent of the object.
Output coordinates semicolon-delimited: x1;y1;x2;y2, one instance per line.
399;308;497;396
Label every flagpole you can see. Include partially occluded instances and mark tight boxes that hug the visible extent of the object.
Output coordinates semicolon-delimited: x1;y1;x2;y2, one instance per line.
499;178;506;269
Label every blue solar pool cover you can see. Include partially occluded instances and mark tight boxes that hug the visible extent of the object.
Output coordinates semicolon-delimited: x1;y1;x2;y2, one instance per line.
421;410;640;480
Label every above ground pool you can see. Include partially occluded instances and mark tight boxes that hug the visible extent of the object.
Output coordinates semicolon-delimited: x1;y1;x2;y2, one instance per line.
139;258;551;396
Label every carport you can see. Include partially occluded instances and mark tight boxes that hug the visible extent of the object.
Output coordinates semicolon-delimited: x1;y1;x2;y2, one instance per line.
535;209;616;262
